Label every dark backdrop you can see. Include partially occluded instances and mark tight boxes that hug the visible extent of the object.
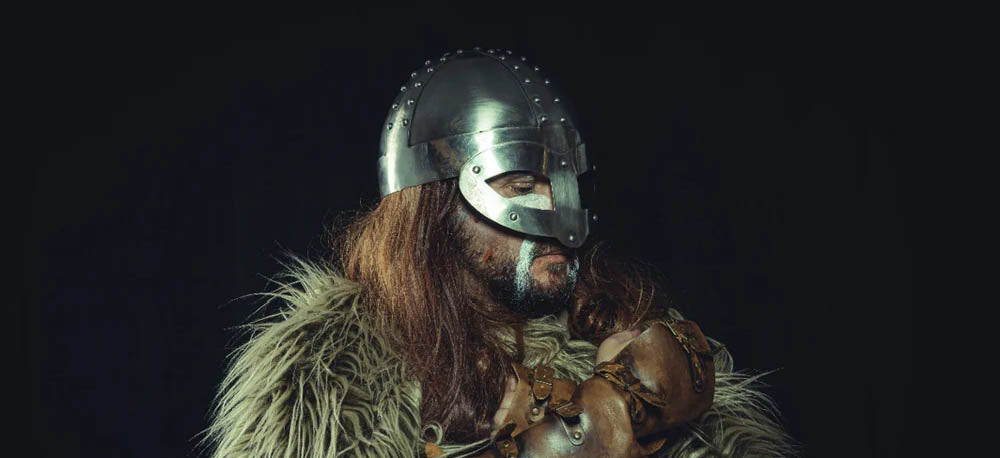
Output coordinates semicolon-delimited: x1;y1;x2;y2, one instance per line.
23;7;915;457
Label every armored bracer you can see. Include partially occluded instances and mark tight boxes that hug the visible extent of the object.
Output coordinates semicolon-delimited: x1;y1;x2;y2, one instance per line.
480;319;717;458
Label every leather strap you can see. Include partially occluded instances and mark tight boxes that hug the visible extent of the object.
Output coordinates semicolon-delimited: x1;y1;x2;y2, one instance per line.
662;318;715;393
548;377;583;418
594;357;668;424
490;362;583;456
484;320;717;457
531;364;554;401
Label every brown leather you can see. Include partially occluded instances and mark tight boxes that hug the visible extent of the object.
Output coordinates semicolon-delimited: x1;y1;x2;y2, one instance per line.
531;365;555;401
490;362;586;457
424;441;445;457
490;363;540;439
548;377;583;418
478;319;716;458
494;437;519;458
661;319;714;394
594;360;668;425
615;320;715;439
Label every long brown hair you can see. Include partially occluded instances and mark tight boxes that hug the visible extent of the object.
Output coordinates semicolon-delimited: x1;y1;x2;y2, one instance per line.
331;178;671;442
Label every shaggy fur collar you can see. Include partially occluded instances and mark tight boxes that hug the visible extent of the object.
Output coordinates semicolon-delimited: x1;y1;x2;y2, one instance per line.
204;258;797;457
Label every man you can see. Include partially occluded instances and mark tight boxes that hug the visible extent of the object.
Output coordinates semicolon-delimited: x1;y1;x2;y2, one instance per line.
205;48;796;457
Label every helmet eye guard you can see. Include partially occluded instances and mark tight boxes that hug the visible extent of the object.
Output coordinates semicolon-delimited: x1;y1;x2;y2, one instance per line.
458;134;590;247
486;172;554;211
377;51;595;247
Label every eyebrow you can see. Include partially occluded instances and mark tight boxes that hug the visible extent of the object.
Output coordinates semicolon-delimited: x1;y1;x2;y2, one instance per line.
489;172;531;185
504;173;535;182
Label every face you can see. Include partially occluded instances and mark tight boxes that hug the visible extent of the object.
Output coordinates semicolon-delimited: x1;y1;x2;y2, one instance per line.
453;172;580;317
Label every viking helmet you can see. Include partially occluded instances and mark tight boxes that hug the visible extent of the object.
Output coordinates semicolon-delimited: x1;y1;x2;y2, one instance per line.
378;48;594;248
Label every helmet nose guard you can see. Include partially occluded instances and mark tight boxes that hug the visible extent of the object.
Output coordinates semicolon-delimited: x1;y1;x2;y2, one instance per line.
376;49;593;248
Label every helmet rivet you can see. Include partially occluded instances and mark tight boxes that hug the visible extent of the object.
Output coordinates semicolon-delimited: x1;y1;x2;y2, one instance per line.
530;407;540;416
533;66;541;72
391;103;399;110
524;78;531;84
559;159;568;167
539;115;548;122
513;65;520;70
410;71;418;78
457;49;463;54
533;96;541;104
509;212;518;221
592;164;598;171
414;81;423;88
544;79;551;85
427;67;434;73
440;56;447;62
425;60;432;66
592;213;599;222
386;122;393;130
400;85;407;92
488;49;495;54
402;118;409;126
560;117;567;123
568;234;576;242
472;165;481;174
407;99;415;105
553;97;560;103
499;55;506;60
572;431;582;440
506;50;513;55
521;56;527;61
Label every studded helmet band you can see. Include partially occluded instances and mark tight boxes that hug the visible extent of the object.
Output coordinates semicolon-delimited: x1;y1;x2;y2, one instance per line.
377;48;594;248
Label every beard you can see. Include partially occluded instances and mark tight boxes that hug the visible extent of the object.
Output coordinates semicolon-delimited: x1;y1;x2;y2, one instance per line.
465;238;580;318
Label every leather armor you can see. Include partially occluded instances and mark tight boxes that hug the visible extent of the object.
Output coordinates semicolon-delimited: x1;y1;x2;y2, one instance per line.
467;318;716;458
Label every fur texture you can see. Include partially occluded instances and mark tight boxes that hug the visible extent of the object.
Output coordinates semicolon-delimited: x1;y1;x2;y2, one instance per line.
202;258;797;457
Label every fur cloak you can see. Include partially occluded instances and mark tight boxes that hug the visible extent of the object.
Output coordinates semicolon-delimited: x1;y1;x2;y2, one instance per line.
203;258;798;457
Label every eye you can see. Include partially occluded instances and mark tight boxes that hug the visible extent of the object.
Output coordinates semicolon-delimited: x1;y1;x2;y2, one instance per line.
487;172;549;199
509;183;535;195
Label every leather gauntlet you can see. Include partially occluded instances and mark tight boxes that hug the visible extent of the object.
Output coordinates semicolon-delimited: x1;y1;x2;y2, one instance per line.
594;319;716;441
480;318;716;458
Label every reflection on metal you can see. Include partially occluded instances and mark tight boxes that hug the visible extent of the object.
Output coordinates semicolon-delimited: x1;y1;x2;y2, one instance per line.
457;140;590;247
508;193;552;211
377;50;595;248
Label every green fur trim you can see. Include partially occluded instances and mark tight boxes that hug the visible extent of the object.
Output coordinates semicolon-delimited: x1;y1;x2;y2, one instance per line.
204;258;797;457
204;258;423;457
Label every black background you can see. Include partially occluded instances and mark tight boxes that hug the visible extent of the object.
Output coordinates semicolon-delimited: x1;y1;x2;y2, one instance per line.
22;6;917;457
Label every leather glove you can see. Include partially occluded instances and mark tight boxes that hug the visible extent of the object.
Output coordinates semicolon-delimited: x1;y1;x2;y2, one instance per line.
482;318;716;457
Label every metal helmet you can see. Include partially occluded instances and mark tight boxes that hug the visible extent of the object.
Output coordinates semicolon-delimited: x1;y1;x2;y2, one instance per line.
378;48;593;248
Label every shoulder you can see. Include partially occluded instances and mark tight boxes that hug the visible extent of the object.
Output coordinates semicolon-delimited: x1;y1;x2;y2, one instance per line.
204;257;424;458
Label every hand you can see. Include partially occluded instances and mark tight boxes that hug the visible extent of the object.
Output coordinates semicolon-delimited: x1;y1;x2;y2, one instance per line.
596;328;641;364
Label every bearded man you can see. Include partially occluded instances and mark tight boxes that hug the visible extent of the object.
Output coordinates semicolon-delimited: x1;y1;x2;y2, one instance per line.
205;48;796;457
